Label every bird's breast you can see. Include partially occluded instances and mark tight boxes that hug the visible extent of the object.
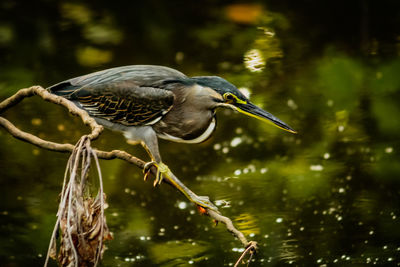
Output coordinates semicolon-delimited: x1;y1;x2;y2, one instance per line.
156;117;216;144
153;110;216;144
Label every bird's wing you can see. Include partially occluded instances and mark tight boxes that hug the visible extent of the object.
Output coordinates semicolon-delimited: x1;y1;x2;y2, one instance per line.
50;65;186;91
48;65;184;126
74;83;175;126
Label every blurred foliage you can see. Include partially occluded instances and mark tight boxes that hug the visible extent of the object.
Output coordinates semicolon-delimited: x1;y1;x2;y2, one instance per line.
1;0;400;266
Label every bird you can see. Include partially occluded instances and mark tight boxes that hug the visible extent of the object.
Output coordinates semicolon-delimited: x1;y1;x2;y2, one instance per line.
48;65;296;211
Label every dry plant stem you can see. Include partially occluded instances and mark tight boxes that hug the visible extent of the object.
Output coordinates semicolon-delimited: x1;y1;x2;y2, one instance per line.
233;241;258;267
44;136;109;267
91;145;106;267
1;86;255;253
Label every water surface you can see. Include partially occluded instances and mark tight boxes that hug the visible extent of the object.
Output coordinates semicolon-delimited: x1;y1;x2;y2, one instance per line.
1;1;400;266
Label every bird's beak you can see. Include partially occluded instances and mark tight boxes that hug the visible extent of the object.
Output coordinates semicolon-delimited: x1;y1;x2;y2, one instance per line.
234;102;297;133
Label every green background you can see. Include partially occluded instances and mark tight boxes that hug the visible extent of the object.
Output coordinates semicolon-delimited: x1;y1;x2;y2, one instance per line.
1;0;400;266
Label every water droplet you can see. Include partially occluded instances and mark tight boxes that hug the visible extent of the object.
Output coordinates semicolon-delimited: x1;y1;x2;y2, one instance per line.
178;201;187;209
276;218;283;223
234;169;241;176
338;125;345;132
260;168;268;174
222;147;229;154
310;165;324;171
323;153;330;159
230;137;242;147
213;143;221;150
338;188;345;193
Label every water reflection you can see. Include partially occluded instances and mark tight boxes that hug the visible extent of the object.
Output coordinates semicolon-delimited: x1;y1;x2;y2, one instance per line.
1;0;400;266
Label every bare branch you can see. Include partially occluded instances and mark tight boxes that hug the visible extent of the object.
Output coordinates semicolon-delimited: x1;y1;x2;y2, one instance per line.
0;86;103;140
1;86;258;263
233;241;258;267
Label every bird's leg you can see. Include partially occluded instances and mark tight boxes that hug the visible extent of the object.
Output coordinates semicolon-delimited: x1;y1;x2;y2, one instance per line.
143;160;217;210
140;138;165;186
139;137;218;211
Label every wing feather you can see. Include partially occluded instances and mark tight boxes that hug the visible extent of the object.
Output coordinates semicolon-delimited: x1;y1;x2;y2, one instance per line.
48;65;184;126
75;84;174;126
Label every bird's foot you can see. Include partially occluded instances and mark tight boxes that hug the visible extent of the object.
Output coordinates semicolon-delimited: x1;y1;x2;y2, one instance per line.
143;161;171;186
143;162;219;212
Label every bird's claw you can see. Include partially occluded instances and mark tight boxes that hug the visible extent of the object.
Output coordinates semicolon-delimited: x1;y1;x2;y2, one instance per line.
143;161;171;187
143;161;156;182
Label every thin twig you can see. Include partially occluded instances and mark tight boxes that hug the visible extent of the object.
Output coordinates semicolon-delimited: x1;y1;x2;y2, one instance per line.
207;210;249;247
66;138;85;267
233;241;258;267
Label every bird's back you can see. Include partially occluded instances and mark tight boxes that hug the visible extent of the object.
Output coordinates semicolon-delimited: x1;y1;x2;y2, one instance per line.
48;65;187;98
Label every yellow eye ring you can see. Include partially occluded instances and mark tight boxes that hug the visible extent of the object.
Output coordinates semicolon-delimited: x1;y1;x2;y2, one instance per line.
223;93;235;102
223;93;247;104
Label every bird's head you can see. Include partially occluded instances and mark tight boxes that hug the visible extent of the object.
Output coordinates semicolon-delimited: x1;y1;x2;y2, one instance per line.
191;76;297;134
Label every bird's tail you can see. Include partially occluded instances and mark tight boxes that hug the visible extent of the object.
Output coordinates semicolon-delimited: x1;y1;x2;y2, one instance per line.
47;81;77;99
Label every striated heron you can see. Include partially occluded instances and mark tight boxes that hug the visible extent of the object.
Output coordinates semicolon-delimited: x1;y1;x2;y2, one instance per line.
48;65;296;210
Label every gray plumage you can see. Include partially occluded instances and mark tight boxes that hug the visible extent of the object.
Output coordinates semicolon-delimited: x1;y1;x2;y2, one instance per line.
49;65;295;163
48;65;222;162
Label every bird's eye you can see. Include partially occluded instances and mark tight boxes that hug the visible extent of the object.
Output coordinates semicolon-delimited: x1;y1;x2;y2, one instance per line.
223;93;235;103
